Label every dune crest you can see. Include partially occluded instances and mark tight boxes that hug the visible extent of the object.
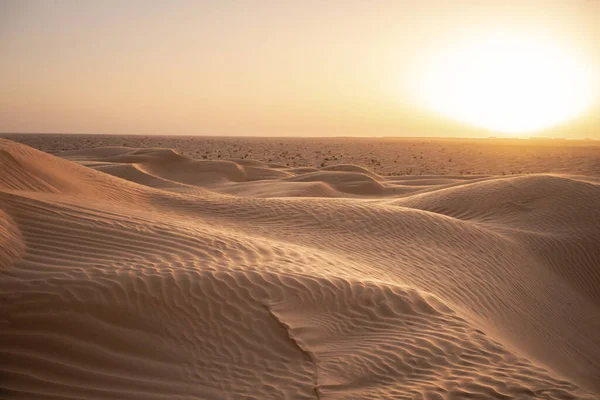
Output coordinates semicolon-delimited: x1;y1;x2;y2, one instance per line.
1;139;599;399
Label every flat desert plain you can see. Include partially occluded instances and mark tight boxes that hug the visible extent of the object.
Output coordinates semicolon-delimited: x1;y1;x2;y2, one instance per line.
1;134;599;399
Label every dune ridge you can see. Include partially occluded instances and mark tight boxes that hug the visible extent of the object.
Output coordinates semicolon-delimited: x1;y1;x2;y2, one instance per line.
1;139;599;399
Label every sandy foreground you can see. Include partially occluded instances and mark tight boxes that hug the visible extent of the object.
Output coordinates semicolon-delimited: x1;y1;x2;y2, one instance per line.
1;135;599;399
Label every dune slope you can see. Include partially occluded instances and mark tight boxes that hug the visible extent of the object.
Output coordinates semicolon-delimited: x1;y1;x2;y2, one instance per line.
1;139;599;399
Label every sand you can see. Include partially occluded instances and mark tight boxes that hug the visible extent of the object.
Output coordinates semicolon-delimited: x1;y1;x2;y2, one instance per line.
4;134;600;177
0;135;599;399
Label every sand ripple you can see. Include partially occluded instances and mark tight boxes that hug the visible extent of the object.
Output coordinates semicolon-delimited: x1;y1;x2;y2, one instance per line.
1;139;599;399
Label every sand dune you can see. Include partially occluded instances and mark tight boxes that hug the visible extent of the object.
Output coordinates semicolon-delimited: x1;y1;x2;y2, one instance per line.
1;138;599;399
5;134;600;177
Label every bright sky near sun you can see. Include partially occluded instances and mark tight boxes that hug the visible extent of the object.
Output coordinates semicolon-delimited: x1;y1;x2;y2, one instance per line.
1;0;599;137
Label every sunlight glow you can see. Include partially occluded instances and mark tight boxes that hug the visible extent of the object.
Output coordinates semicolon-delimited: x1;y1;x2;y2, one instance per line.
416;33;597;134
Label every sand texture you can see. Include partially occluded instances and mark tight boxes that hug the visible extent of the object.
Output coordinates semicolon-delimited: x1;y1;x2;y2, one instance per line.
1;137;599;399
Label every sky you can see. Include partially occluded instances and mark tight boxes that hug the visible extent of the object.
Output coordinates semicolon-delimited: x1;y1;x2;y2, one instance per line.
1;0;599;138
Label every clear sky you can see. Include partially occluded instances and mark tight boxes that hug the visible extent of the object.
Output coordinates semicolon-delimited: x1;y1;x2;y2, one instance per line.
1;0;599;137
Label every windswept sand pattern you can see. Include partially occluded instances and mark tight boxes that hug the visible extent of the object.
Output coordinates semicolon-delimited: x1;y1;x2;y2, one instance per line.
1;138;599;399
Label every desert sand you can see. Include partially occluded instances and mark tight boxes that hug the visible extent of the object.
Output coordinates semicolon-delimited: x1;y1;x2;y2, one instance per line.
1;135;599;399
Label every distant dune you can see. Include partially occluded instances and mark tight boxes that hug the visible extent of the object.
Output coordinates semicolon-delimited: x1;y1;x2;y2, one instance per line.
1;137;599;399
4;134;600;177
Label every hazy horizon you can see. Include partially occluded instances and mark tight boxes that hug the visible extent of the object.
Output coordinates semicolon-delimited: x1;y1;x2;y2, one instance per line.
2;0;599;138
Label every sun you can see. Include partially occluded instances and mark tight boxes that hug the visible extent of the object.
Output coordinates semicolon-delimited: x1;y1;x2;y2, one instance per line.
415;32;597;135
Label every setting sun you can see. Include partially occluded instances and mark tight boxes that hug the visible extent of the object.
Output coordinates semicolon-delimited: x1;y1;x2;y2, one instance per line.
416;32;597;135
2;2;600;399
